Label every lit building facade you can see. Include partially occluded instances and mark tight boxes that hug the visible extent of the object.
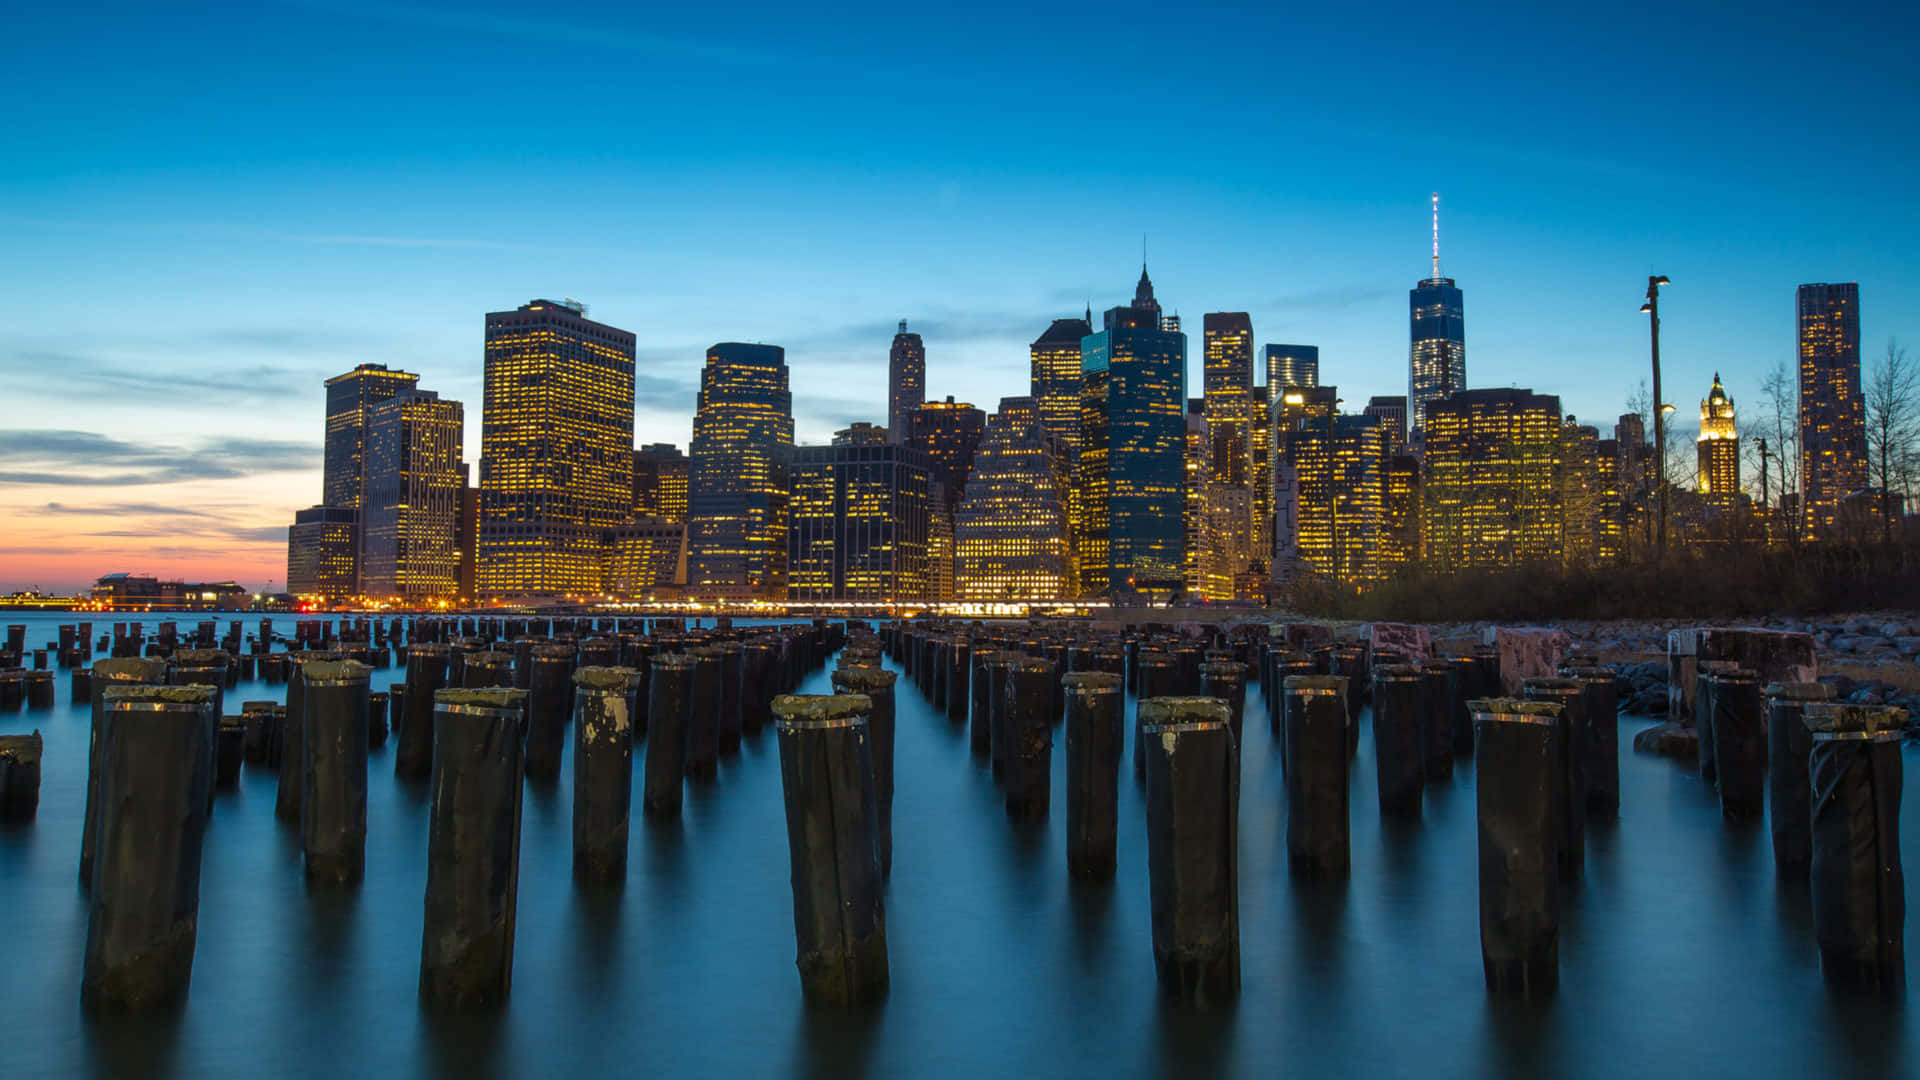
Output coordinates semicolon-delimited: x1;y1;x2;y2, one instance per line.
906;396;986;502
324;363;418;510
287;505;359;600
1031;316;1093;459
1265;344;1319;390
603;518;685;599
1697;373;1740;509
361;389;465;600
688;342;794;601
1422;388;1563;570
1248;385;1273;579
1364;395;1409;454
1592;438;1625;564
787;429;930;605
888;320;925;445
1203;313;1254;484
632;443;689;524
955;396;1073;602
1076;271;1187;600
1561;419;1603;568
1286;414;1385;585
477;299;636;598
1382;453;1421;574
1183;404;1209;595
1797;283;1863;538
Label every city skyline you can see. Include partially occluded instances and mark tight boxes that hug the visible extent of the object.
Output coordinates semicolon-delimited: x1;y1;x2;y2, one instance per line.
3;2;1916;591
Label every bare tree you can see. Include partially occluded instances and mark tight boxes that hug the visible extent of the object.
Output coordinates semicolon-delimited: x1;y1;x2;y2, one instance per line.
1758;360;1798;498
1865;339;1917;543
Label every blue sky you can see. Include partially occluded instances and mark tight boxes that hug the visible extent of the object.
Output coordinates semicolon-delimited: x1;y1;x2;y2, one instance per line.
1;1;1916;589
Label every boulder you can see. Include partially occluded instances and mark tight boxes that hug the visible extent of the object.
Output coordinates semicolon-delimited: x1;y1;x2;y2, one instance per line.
1481;626;1571;697
1365;622;1431;666
1631;721;1699;759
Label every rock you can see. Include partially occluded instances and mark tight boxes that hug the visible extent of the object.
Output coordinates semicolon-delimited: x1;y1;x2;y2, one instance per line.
1632;721;1699;759
1482;626;1571;697
1366;622;1431;665
1895;637;1920;656
1881;621;1912;639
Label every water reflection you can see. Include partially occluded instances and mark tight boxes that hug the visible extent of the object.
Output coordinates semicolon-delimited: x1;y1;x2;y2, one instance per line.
787;997;886;1080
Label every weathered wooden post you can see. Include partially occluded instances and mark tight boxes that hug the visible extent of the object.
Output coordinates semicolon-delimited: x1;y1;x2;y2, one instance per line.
419;688;528;1010
1804;703;1906;995
81;685;216;1012
831;666;898;877
1560;665;1620;816
1141;696;1238;1005
773;694;888;1007
1283;675;1350;876
301;660;370;883
0;731;41;820
1064;671;1123;878
79;658;166;887
525;644;575;782
1003;657;1056;820
1705;667;1765;819
395;643;450;778
572;667;635;882
642;654;694;818
1473;697;1561;998
1766;682;1834;876
1371;664;1425;815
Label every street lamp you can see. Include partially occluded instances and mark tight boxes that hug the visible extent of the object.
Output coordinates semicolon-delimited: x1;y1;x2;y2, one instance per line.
1641;274;1672;554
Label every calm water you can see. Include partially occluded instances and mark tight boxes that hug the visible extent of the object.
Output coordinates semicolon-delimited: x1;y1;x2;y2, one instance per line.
1;612;1915;1079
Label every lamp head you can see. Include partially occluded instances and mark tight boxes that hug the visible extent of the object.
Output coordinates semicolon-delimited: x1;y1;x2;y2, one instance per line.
1640;302;1654;314
1654;275;1671;287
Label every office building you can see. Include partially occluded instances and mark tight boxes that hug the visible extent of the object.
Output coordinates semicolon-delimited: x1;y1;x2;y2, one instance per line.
1697;373;1740;509
1265;344;1319;391
787;427;930;605
323;363;418;510
955;396;1073;602
361;389;464;600
1422;388;1563;570
1382;453;1421;574
1797;283;1863;538
287;505;359;600
1031;316;1093;459
1076;269;1187;600
1364;396;1409;453
888;320;925;445
906;397;986;500
632;443;689;524
1286;414;1386;585
688;342;794;601
477;299;636;598
604;518;686;599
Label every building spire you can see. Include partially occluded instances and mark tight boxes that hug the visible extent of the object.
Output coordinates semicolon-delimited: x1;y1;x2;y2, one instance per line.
1430;192;1441;281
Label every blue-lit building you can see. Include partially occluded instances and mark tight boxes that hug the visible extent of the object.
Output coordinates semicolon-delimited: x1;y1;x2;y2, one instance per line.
1409;275;1466;447
1264;344;1319;391
1075;268;1187;601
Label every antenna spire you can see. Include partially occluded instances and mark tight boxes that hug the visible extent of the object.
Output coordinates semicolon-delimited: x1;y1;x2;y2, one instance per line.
1430;192;1441;281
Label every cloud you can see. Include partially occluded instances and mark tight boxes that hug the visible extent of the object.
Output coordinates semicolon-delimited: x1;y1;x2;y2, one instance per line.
35;502;217;518
8;349;313;402
0;429;318;487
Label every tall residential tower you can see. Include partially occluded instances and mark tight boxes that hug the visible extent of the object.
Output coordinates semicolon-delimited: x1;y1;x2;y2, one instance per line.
1797;283;1864;538
888;321;925;444
687;342;795;600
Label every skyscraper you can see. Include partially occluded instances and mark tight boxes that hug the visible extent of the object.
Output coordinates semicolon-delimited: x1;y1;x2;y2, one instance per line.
324;363;419;510
1031;316;1093;458
1203;312;1254;485
905;397;986;499
688;342;794;601
361;389;465;600
888;320;925;444
787;426;930;605
287;506;359;600
1364;396;1409;453
1265;344;1319;390
1422;388;1563;570
1076;269;1187;600
477;299;635;598
1797;282;1864;538
1409;195;1466;447
1697;373;1740;509
955;396;1073;603
632;443;689;524
1286;414;1386;585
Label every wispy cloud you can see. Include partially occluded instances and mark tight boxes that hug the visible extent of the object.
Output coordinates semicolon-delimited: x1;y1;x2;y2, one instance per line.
33;502;217;518
8;349;313;402
0;429;317;487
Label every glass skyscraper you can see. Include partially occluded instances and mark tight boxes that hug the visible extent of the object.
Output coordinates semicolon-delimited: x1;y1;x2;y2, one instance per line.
1076;270;1187;601
1264;344;1319;391
323;363;418;510
1030;316;1094;459
787;425;930;605
688;342;794;601
477;299;636;598
1409;274;1466;447
1422;388;1563;570
1796;282;1863;538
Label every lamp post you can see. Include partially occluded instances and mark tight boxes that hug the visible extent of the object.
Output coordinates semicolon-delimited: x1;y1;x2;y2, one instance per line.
1641;275;1672;555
